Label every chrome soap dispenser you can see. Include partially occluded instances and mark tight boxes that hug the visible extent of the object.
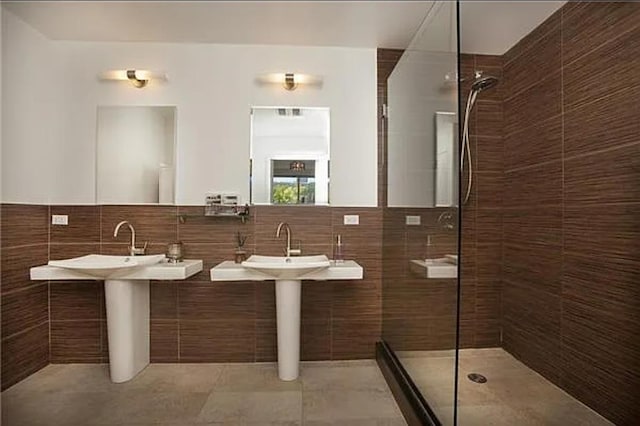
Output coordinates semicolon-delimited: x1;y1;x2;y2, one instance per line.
333;234;344;264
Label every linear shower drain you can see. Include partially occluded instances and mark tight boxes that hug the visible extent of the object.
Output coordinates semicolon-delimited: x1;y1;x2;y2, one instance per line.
467;373;487;384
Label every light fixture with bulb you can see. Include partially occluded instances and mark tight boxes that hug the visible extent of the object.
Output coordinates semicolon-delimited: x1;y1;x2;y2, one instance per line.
98;69;168;89
256;73;323;91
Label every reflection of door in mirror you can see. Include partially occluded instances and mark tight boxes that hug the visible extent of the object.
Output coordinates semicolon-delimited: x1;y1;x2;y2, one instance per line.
435;112;458;207
250;107;330;205
96;106;176;204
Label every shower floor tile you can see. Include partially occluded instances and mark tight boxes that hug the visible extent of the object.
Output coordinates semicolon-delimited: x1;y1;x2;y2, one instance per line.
397;347;614;426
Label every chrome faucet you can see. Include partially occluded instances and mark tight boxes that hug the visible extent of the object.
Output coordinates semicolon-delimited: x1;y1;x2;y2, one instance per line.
113;221;147;256
275;222;301;257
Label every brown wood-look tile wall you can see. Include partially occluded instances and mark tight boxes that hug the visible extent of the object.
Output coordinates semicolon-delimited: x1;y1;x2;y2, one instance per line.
32;204;383;369
461;54;504;348
382;207;459;351
1;204;50;390
501;3;640;424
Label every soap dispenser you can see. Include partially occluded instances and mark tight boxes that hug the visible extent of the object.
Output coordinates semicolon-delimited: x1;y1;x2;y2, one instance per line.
333;234;344;264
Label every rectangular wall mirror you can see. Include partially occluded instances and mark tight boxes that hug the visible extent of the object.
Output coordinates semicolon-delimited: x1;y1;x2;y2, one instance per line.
250;107;330;205
96;106;176;204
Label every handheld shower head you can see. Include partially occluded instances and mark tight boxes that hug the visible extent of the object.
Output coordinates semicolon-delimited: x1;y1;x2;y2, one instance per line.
471;75;499;92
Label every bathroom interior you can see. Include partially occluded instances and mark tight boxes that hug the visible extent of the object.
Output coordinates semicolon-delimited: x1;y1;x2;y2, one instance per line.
1;1;638;425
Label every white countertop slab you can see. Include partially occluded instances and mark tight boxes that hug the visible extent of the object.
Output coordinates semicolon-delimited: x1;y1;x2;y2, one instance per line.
210;260;363;281
30;259;203;281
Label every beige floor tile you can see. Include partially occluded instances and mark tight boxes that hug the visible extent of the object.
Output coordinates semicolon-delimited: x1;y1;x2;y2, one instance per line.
301;363;388;391
2;390;116;426
96;391;210;424
518;401;614;426
302;359;378;368
196;391;302;423
302;390;401;422
214;363;302;391
304;419;407;426
203;423;301;426
456;404;542;426
404;348;615;426
117;363;225;393
4;364;115;396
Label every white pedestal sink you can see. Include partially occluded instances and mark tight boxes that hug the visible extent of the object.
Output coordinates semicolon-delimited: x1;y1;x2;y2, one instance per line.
31;255;203;383
211;255;363;381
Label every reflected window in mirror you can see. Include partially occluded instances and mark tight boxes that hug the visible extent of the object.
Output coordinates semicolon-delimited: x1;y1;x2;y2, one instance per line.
250;107;330;205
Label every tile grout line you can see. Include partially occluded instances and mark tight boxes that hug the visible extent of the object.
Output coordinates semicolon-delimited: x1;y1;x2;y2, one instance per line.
47;204;52;365
559;5;567;389
176;206;181;363
1;320;49;342
561;7;640;70
99;205;105;362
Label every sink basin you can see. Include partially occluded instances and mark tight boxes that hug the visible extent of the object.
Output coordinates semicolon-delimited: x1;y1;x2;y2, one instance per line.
48;254;166;278
242;255;330;279
444;254;458;264
410;258;458;279
33;254;201;384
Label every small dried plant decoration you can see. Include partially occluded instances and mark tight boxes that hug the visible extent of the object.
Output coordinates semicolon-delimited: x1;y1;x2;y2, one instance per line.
236;232;248;249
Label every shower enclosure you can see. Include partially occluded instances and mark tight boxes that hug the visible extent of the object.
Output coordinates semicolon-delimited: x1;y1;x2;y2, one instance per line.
379;1;633;425
380;1;462;424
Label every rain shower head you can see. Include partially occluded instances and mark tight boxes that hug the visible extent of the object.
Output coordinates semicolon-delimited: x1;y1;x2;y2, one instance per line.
471;75;499;92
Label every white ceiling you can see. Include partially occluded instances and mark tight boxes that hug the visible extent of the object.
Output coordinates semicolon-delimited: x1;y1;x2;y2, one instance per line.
460;1;566;55
3;1;566;54
1;1;433;49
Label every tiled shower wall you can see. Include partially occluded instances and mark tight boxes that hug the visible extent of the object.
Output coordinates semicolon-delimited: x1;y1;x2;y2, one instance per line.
380;49;504;351
0;204;382;390
501;3;640;424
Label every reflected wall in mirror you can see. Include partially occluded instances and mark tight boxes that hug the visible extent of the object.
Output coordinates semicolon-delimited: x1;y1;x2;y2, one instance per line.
96;106;176;204
250;107;330;205
435;112;458;207
386;1;458;208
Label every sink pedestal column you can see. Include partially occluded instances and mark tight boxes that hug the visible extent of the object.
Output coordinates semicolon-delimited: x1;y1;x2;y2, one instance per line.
104;279;150;383
275;279;301;381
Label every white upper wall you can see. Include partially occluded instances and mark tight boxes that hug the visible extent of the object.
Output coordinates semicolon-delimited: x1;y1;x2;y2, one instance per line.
1;10;378;206
1;9;65;204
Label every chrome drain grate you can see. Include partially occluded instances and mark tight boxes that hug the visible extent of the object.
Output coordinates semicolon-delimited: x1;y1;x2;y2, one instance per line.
467;373;487;384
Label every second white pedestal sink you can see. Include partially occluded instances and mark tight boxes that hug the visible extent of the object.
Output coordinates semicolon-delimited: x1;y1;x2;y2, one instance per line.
31;255;203;383
211;255;363;381
242;254;331;279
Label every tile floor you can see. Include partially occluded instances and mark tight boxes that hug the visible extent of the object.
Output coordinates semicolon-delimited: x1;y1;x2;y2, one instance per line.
398;348;615;426
1;360;407;426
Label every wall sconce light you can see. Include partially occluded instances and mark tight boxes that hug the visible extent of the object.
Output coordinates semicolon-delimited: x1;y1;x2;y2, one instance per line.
256;73;323;91
289;161;306;171
98;70;168;89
